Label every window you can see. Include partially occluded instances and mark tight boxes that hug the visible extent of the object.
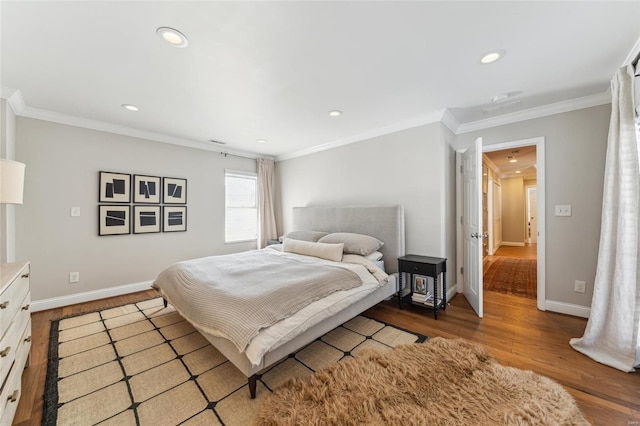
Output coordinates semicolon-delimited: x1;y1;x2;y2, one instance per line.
225;170;257;242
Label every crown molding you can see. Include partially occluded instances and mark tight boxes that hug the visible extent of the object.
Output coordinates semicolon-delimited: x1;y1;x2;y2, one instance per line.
0;88;26;116
455;91;611;135
440;108;460;134
276;110;446;162
16;104;263;160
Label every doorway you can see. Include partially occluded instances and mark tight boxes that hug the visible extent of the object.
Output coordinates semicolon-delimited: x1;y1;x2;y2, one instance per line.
482;141;543;304
456;136;546;316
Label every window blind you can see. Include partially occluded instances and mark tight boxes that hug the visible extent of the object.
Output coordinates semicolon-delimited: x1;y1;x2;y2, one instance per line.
225;170;257;242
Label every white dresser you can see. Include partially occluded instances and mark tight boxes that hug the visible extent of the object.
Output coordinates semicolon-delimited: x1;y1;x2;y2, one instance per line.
0;262;31;426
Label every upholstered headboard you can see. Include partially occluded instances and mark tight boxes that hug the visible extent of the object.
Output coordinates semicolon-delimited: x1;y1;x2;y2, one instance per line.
292;205;405;274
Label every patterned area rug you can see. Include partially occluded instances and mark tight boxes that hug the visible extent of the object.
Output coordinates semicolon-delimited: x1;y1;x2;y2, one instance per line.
43;297;425;425
483;257;537;299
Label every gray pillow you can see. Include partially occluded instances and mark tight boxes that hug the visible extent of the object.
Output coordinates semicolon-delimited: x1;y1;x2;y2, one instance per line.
283;230;329;242
318;232;384;256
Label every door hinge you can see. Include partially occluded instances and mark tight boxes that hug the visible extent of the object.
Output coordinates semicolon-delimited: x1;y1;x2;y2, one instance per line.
460;267;464;275
460;216;464;224
460;165;464;174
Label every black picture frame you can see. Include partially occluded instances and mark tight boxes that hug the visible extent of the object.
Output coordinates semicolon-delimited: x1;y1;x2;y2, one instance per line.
99;205;131;236
163;177;187;204
133;174;161;204
163;206;187;232
99;171;131;203
133;205;161;234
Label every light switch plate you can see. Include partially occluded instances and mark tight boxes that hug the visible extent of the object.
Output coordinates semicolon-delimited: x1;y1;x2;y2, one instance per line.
71;207;81;217
555;205;571;217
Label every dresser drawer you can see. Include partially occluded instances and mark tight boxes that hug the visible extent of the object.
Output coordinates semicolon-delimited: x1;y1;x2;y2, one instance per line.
0;291;30;384
0;353;23;425
0;265;29;340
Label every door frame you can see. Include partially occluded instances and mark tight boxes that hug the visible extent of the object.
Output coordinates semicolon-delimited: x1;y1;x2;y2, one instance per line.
526;185;538;244
456;136;546;312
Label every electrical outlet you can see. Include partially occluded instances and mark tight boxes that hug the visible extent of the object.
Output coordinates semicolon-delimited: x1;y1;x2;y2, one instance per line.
574;280;586;293
69;272;80;283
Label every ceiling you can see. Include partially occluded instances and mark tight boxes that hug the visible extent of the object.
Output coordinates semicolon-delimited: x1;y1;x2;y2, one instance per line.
1;2;638;159
484;145;537;180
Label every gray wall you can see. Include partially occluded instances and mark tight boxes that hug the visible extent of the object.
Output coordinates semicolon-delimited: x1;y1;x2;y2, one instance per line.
455;104;610;306
276;122;457;291
15;118;256;301
501;177;525;244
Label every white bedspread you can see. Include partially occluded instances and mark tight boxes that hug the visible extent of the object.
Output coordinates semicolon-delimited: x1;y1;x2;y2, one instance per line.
153;249;384;352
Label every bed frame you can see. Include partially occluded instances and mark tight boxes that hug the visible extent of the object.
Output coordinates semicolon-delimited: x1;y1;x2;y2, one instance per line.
166;205;405;398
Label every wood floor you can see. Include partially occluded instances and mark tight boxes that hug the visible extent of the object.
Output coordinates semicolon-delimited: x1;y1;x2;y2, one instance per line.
15;288;640;425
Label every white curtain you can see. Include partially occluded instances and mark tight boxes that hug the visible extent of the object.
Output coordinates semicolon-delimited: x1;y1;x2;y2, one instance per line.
257;158;277;249
570;64;640;372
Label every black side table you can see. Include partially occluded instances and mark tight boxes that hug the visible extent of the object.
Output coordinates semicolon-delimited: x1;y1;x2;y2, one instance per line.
398;255;447;319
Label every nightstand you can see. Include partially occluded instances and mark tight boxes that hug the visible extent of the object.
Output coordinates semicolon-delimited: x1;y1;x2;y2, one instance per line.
398;255;447;319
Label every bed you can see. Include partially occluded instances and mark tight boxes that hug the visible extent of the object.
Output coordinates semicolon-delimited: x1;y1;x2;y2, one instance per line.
153;204;405;398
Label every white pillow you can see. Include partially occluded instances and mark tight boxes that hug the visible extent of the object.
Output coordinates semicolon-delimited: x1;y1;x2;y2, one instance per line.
283;238;343;262
365;251;383;261
318;233;384;256
281;230;329;242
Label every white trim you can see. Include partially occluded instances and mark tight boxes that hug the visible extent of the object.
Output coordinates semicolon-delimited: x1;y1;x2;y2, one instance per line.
0;88;26;116
31;280;153;312
456;92;611;135
447;284;458;301
455;150;464;294
545;300;590;319
276;110;446;161
440;109;460;134
483;136;546;312
501;241;525;247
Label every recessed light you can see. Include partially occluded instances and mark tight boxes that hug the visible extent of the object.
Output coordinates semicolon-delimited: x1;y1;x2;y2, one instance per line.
480;50;506;64
507;155;517;163
121;104;139;112
329;110;342;117
156;27;189;48
256;139;267;144
515;170;522;174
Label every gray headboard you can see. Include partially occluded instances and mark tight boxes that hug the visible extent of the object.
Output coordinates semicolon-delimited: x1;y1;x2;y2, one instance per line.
292;205;405;274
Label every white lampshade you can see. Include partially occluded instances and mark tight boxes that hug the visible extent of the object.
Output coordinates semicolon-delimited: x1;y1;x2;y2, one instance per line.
0;158;25;204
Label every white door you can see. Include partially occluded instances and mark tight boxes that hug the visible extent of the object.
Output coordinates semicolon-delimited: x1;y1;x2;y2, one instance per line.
463;137;483;318
527;187;538;244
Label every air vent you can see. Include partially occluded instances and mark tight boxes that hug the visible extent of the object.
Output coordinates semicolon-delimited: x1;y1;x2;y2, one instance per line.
208;139;226;145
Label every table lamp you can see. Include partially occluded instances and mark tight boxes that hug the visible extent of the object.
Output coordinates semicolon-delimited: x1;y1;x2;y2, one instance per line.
0;158;25;204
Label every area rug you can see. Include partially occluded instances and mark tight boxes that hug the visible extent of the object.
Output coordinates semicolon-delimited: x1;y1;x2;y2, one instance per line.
258;337;588;425
43;297;425;426
483;257;537;299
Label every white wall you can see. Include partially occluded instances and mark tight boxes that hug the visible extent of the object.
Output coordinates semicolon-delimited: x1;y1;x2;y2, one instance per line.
15;117;256;302
455;104;610;307
276;122;457;291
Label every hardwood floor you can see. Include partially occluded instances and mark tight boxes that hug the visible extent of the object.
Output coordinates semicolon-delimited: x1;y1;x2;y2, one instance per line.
15;288;640;425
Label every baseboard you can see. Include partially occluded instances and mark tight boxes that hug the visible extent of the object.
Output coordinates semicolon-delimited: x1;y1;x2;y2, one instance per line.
545;300;591;318
31;280;154;312
501;241;525;247
447;285;458;304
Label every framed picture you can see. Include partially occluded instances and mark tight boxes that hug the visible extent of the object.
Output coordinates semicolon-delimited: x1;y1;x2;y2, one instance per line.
133;174;161;204
163;177;187;204
163;206;187;232
99;205;130;236
99;171;131;203
413;274;428;294
133;205;161;234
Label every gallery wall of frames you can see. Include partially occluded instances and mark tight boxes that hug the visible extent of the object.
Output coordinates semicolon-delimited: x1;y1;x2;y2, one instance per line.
98;171;187;236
